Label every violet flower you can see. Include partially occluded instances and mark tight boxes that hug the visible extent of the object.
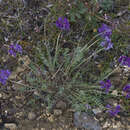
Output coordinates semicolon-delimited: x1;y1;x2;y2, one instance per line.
0;69;11;85
100;36;113;50
123;84;130;99
100;80;112;93
56;17;70;31
98;23;113;50
85;104;91;110
106;104;121;116
118;56;130;67
8;43;22;57
14;43;23;53
98;23;112;38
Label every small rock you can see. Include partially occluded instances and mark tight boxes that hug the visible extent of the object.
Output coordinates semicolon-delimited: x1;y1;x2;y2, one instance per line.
0;118;2;123
92;108;102;115
112;90;118;96
74;112;101;130
28;112;36;120
56;100;67;110
15;112;24;118
53;109;62;116
4;123;17;130
103;119;111;128
48;115;54;122
99;118;104;121
34;91;40;96
9;72;17;79
41;128;46;130
0;93;2;98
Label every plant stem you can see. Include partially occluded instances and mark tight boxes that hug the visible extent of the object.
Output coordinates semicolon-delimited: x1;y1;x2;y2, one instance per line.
53;32;61;68
80;32;103;52
71;48;104;73
102;66;120;80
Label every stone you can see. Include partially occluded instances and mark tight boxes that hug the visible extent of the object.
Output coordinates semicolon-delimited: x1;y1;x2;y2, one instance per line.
34;91;40;96
48;115;54;122
92;108;102;115
103;120;111;128
74;112;101;130
0;118;2;123
112;90;118;96
41;128;46;130
4;123;17;130
28;112;36;120
53;109;62;116
56;100;67;110
0;93;2;98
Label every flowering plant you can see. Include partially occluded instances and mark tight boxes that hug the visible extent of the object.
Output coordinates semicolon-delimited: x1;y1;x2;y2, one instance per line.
8;43;22;57
106;104;121;116
123;84;130;99
0;69;11;85
100;80;112;93
56;17;70;31
98;23;113;50
118;56;130;67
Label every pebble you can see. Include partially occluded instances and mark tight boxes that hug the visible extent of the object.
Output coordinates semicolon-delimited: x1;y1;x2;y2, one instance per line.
112;90;118;96
0;93;2;98
92;108;102;115
56;100;67;110
28;112;36;120
0;118;2;123
103;120;111;128
53;109;62;116
74;112;101;130
41;128;46;130
4;123;17;130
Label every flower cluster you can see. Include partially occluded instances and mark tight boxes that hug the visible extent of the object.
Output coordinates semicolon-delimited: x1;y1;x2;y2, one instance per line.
106;104;121;116
56;17;70;31
123;84;130;99
118;56;130;67
98;23;112;38
100;80;130;98
100;80;112;93
8;43;22;57
100;36;113;50
98;23;113;50
0;69;11;85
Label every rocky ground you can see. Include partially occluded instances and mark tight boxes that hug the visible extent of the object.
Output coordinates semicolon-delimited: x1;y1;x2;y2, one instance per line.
0;55;129;130
0;0;130;130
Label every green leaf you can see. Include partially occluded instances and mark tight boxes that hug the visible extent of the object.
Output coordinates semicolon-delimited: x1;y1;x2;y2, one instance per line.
79;8;87;14
76;13;81;19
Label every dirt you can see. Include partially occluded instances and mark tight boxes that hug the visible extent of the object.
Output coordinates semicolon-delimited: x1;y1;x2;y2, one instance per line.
0;0;130;130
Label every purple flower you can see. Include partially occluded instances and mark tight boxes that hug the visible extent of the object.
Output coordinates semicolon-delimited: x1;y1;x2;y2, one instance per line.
100;36;113;50
0;69;11;85
8;48;16;57
123;84;130;99
8;43;22;57
98;23;112;38
56;17;70;30
118;56;130;67
14;43;22;53
85;104;91;110
100;80;112;93
106;104;121;116
98;23;113;51
118;56;127;63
